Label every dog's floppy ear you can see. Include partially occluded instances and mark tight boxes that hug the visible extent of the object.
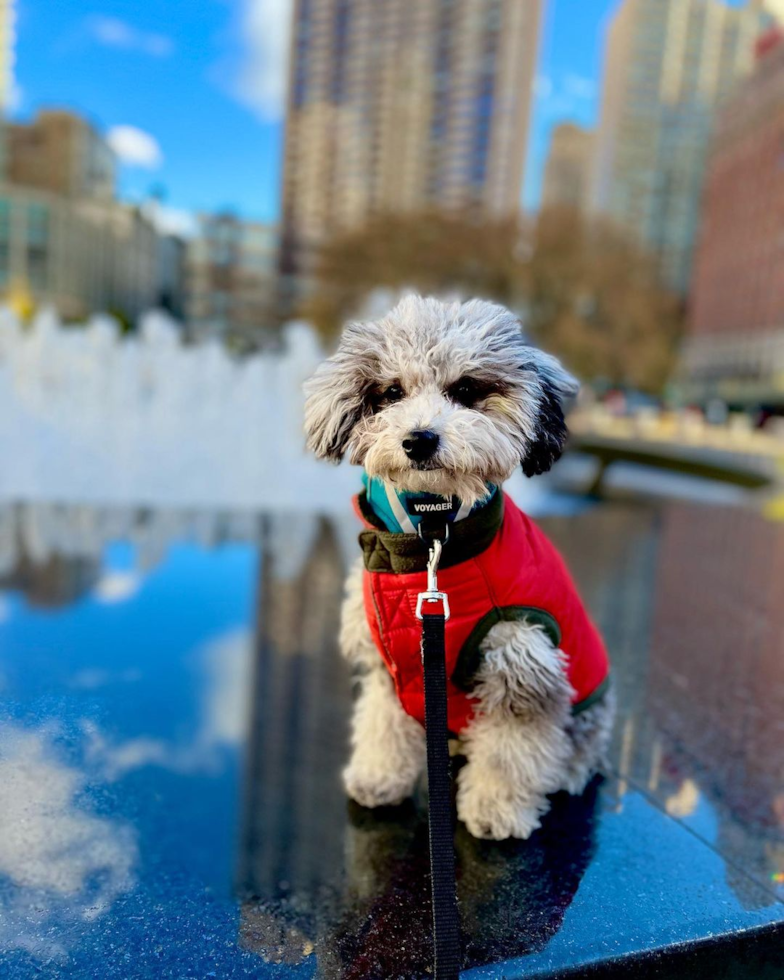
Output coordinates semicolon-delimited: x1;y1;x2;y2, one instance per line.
303;330;372;462
521;349;579;478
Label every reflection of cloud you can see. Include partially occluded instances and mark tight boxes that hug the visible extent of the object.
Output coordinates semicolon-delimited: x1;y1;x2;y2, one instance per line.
0;594;10;622
93;571;140;604
0;725;137;960
201;628;253;746
82;724;176;780
83;629;252;779
70;667;142;690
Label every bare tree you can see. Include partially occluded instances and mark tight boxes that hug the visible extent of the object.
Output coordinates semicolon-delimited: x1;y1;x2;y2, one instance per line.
302;210;528;332
306;207;682;393
527;207;683;393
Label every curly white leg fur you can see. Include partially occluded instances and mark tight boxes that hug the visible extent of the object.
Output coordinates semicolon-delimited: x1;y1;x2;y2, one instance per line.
343;667;426;808
456;621;574;841
457;708;573;840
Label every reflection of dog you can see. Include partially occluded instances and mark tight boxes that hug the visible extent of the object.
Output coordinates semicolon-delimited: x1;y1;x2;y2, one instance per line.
322;780;601;977
305;295;614;840
240;782;602;978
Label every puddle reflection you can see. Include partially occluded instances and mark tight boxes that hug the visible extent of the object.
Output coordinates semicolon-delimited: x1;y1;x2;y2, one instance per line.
0;496;782;977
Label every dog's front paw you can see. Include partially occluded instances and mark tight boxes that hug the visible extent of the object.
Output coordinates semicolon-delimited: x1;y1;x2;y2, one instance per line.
458;796;542;841
457;768;548;840
343;759;415;809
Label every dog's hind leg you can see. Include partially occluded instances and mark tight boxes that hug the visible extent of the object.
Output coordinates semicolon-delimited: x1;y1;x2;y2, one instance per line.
562;686;616;795
456;621;573;841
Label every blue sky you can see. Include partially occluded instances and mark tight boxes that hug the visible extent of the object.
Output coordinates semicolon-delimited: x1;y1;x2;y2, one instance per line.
11;1;622;229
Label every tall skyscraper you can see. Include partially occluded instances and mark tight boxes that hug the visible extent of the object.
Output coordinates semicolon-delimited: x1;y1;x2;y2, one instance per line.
0;0;17;182
280;0;543;283
541;123;594;212
0;0;15;114
590;0;779;295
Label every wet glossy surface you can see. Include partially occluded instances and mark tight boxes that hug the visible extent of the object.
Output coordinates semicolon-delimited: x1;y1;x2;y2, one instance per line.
1;496;783;978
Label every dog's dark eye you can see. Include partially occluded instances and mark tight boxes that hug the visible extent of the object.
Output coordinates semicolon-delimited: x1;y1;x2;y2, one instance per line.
369;382;406;412
447;377;484;407
381;383;405;402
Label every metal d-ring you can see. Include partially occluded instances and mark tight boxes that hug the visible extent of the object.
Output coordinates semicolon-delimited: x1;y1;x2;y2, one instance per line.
417;521;450;545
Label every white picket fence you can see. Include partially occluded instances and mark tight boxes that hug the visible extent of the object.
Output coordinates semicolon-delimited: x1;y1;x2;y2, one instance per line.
0;307;361;510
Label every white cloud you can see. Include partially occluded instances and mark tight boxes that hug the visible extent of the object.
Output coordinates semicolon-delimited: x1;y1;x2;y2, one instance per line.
5;79;22;114
231;0;292;120
93;570;141;603
534;74;553;99
107;125;163;170
148;204;199;240
87;16;174;57
564;73;596;100
534;72;598;122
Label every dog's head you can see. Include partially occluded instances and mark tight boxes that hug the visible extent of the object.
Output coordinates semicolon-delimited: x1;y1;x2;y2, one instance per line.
304;295;578;505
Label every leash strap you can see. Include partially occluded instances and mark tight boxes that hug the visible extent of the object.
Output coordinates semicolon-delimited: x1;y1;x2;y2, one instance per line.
418;529;460;980
422;612;461;980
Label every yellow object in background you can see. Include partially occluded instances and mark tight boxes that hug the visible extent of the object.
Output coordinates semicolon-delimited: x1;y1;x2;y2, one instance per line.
763;458;784;522
5;282;35;321
764;494;784;523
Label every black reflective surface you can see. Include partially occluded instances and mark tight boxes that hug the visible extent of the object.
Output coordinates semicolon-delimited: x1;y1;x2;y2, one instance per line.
1;496;783;978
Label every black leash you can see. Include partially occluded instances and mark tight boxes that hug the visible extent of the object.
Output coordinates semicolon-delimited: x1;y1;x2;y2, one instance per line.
417;530;461;980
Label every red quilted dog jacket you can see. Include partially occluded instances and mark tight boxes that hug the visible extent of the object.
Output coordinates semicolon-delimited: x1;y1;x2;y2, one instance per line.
355;490;610;735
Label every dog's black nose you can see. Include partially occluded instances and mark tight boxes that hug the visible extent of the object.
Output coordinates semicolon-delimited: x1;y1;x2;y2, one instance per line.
402;430;440;462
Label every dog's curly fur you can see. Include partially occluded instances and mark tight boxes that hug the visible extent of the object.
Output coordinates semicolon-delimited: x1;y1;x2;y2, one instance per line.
304;295;614;840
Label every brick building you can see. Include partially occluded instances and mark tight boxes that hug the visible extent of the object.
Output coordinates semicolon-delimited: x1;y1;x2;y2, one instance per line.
685;29;784;408
6;109;115;201
0;109;184;322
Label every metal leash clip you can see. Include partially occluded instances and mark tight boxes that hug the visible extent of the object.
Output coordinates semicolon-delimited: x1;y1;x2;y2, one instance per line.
416;534;451;621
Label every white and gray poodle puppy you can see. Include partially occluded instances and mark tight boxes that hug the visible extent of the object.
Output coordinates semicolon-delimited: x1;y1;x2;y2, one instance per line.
304;295;614;841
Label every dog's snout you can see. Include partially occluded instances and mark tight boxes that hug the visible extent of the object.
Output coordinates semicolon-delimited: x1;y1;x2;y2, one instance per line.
402;429;440;462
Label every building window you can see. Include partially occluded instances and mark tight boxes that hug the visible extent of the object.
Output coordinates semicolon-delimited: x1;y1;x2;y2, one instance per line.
0;199;10;288
27;203;49;292
331;0;352;102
